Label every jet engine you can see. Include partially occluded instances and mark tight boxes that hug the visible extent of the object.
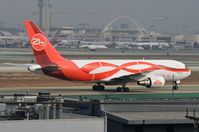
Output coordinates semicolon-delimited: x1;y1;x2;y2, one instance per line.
137;76;165;88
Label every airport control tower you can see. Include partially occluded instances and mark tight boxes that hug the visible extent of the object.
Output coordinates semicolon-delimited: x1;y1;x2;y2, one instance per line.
38;0;51;35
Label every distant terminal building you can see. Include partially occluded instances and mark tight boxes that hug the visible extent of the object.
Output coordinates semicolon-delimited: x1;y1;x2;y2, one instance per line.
0;31;21;47
174;34;199;49
100;16;174;45
51;16;174;45
50;16;198;50
55;27;74;37
102;16;148;42
174;34;199;43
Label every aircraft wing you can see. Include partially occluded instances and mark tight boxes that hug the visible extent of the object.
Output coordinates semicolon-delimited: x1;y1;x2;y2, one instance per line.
104;72;149;85
4;63;42;73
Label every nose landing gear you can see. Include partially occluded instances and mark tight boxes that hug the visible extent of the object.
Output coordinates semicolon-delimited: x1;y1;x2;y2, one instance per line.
172;80;180;90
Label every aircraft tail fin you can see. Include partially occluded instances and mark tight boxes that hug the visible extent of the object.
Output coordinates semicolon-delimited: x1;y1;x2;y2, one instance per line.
24;20;65;67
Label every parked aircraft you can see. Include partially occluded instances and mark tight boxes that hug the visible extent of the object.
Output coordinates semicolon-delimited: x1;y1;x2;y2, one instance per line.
79;44;107;50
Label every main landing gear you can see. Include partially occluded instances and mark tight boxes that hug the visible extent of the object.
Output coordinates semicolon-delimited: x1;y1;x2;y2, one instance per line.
92;83;130;92
92;83;105;91
116;84;129;92
172;80;180;90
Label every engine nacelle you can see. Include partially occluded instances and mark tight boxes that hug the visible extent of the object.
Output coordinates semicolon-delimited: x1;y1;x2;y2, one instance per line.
137;76;165;88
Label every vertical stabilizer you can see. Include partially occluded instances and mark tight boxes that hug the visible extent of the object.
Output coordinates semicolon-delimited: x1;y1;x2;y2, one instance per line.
24;20;65;67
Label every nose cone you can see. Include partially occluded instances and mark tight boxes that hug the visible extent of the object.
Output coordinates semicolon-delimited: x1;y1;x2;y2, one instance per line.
185;69;191;78
187;70;191;77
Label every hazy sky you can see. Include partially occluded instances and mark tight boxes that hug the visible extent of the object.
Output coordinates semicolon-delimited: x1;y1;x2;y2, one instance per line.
0;0;198;34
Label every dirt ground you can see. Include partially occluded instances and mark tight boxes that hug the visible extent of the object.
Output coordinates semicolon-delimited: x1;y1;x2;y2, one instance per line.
0;71;198;88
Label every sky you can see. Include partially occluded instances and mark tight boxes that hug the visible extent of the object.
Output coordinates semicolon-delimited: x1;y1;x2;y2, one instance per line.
0;0;198;34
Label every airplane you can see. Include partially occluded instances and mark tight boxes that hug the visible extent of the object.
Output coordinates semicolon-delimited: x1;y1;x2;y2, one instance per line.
24;20;191;92
131;42;170;50
79;44;107;50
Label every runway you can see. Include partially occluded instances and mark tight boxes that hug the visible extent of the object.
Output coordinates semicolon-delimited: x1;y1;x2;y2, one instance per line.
0;48;199;97
0;85;199;96
0;48;199;63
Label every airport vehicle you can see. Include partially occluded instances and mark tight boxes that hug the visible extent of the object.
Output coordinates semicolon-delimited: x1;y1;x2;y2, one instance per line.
24;20;191;92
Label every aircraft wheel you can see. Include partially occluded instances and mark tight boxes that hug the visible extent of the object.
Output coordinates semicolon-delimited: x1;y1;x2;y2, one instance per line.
124;87;129;92
92;85;98;91
99;85;105;91
120;88;125;92
117;87;129;92
116;87;121;92
92;85;105;91
173;86;179;90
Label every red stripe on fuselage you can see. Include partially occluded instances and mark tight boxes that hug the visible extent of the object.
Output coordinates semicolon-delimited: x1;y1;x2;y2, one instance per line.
58;61;190;81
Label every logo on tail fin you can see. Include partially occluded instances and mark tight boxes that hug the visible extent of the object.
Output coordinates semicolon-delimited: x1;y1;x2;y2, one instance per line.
31;33;46;51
